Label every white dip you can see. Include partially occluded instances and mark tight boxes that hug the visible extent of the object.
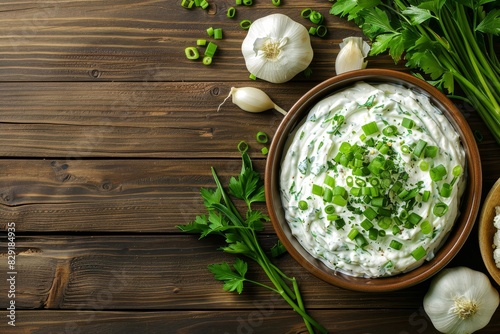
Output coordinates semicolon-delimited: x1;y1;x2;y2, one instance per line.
280;82;466;277
493;206;500;269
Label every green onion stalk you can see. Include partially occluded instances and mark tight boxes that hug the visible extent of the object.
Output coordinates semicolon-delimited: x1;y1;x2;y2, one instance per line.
330;0;500;144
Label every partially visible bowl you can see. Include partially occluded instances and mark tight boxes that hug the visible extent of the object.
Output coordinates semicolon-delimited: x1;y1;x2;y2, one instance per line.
265;69;482;292
479;178;500;286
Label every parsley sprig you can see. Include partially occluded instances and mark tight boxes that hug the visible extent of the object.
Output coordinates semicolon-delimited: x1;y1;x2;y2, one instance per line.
177;152;327;334
331;0;500;144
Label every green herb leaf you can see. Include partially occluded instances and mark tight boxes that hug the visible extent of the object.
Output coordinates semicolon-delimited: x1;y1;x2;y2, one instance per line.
476;8;500;35
402;6;435;25
208;259;248;294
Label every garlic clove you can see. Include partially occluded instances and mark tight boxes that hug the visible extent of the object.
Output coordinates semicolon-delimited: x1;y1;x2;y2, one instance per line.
241;13;313;84
335;37;371;75
218;87;287;115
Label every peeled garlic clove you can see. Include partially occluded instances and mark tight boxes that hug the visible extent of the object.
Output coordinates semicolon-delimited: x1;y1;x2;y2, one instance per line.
218;87;287;115
335;37;371;75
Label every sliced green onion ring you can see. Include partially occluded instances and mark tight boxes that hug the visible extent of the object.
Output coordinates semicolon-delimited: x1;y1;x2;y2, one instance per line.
256;131;268;144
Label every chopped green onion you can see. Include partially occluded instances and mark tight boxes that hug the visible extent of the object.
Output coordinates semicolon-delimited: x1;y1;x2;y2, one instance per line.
213;28;223;40
430;164;447;181
382;125;398;136
378;207;392;217
332;195;347;206
407;212;422;226
204;42;218;57
371;196;386;207
249;73;257;80
424;145;438;158
402;117;415;129
378;216;392;229
261;147;268;155
243;0;252;5
411;246;426;261
392;225;400;235
433;202;448;217
323;187;333;202
316;25;328;38
389;240;403;250
451;165;463;186
240;19;252;29
301;8;312;19
298;200;308;210
256;131;268;144
378;229;386;237
368;228;378;240
439;183;452;198
401;145;410;154
312;184;324;196
420;220;432;234
272;0;280;6
413;139;427;158
235;0;242;4
237;140;248;153
206;27;214;37
197;39;207;46
361;121;379;136
308;27;317;36
355;234;368;248
200;0;209;9
346;176;354;188
324;174;335;188
309;11;323;24
181;0;195;8
327;214;339;221
347;228;359;240
202;56;212;65
325;204;335;214
339;141;351;154
419;160;430;171
363;207;377;220
422;190;431;202
184;47;200;60
226;7;236;17
350;187;361;196
361;219;374;231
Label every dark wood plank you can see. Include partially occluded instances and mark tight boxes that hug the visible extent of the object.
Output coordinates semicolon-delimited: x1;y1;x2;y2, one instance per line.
0;235;431;311
0;82;497;159
1;156;498;233
0;309;456;334
0;0;402;82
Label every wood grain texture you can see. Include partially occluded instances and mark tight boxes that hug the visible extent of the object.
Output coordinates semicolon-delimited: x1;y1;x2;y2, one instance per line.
0;309;454;334
0;0;499;333
0;82;498;159
0;0;398;82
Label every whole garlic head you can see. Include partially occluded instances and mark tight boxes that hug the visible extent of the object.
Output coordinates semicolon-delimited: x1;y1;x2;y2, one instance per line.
241;13;314;84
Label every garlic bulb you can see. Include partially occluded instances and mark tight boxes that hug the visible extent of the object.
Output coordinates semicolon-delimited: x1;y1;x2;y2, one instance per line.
218;87;287;115
423;266;499;334
241;13;313;84
335;37;371;75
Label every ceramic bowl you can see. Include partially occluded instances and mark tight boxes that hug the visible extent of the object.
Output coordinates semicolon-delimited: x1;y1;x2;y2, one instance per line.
478;178;500;286
265;69;482;292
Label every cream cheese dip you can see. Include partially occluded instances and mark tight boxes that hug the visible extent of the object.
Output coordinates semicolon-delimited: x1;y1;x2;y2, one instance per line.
280;82;466;278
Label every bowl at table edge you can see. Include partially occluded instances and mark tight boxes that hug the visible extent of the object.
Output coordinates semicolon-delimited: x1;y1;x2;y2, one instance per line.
479;178;500;286
264;69;482;292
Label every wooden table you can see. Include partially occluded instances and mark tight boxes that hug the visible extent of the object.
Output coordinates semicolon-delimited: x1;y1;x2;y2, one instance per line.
1;1;499;333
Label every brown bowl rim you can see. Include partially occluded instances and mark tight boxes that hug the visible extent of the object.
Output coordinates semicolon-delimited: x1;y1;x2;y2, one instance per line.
265;69;482;292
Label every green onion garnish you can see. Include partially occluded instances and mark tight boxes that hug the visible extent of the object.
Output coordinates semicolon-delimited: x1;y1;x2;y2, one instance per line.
298;200;308;210
411;246;427;261
389;240;403;250
433;202;449;217
361;121;380;136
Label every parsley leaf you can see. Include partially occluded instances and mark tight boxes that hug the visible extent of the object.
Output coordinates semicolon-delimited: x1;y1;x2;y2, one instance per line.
208;259;247;294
